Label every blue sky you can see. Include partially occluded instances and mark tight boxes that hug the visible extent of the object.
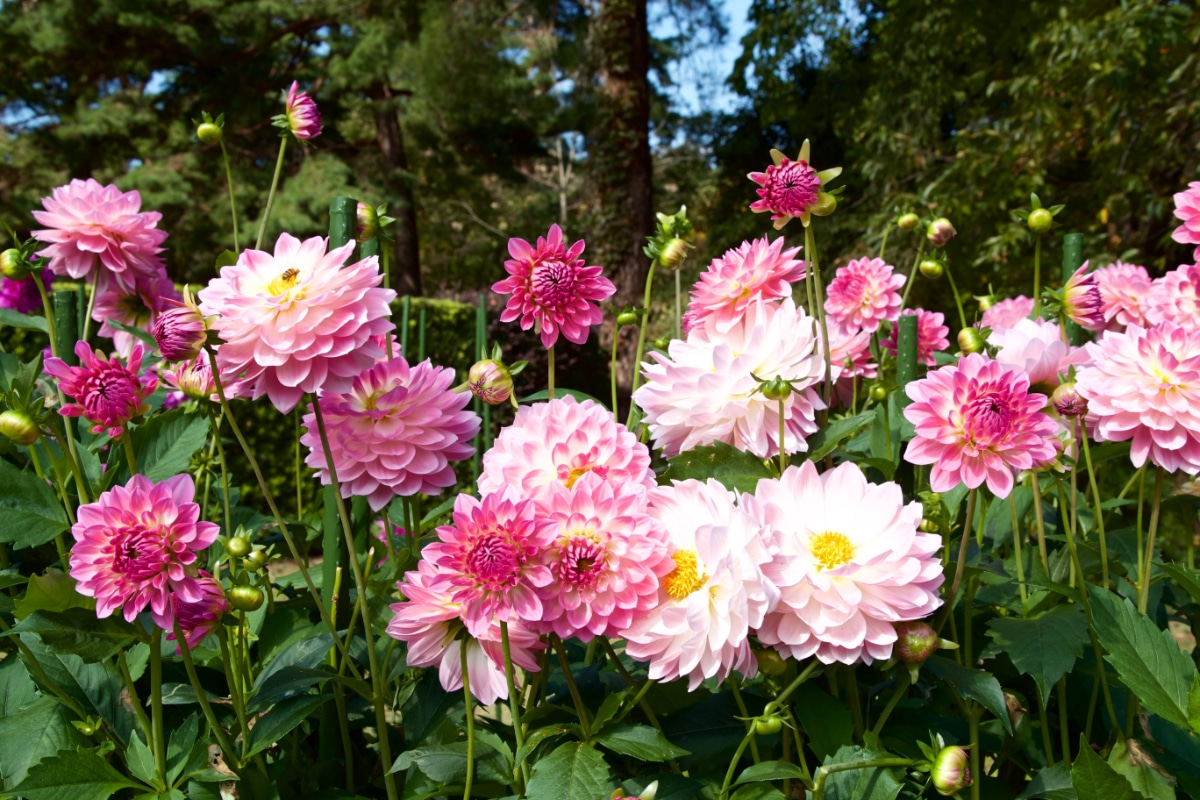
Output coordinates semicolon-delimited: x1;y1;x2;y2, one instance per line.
653;0;752;116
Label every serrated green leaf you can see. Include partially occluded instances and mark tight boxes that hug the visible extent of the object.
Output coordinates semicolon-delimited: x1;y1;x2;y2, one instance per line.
0;308;49;333
659;442;773;493
924;656;1013;735
389;741;511;785
0;697;89;791
19;637;135;746
1016;761;1075;799
794;684;854;761
730;783;785;800
1;747;146;800
986;605;1089;706
13;569;93;619
1107;739;1176;800
0;656;38;716
244;693;329;758
734;760;809;785
248;665;330;713
515;724;574;771
125;733;159;788
592;724;689;762
1070;736;1140;800
127;410;209;483
0;458;69;549
166;714;199;785
820;745;903;800
526;742;612;800
589;690;629;733
806;412;873;462
6;609;139;663
1089;588;1196;729
1159;562;1200;605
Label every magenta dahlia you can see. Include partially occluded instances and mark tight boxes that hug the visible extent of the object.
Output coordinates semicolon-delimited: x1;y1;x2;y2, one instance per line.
71;474;219;629
827;323;878;407
883;308;950;367
825;257;905;333
44;342;157;437
903;354;1060;497
1172;181;1200;261
152;299;208;362
747;141;842;229
493;224;615;349
167;571;227;651
284;81;322;140
685;236;805;333
301;356;479;509
0;268;51;315
1094;261;1152;332
1146;263;1200;331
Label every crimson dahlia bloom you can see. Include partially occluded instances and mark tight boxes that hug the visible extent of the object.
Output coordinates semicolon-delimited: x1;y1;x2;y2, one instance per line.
493;224;615;349
0;269;52;315
44;342;157;437
747;140;841;229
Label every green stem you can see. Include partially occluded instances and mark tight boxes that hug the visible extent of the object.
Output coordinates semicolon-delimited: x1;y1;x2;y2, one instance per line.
675;268;682;338
870;671;909;735
812;759;914;800
1079;424;1109;588
718;730;758;800
1138;466;1164;615
1032;235;1042;319
547;343;555;400
878;221;892;260
805;225;834;410
150;629;168;786
499;622;529;787
936;489;977;635
461;641;476;800
294;408;303;520
552;634;591;736
217;629;253;760
255;137;288;250
1056;678;1070;764
727;675;761;764
33;273;89;504
1031;475;1050;574
599;639;678;771
81;273;97;344
0;616;86;718
117;650;154;748
611;323;622;421
969;707;983;800
777;396;787;474
766;658;822;714
626;260;659;426
219;139;240;253
1008;493;1028;611
211;417;233;542
898;242;925;314
122;433;139;475
1037;690;1055;766
173;619;239;769
944;261;969;331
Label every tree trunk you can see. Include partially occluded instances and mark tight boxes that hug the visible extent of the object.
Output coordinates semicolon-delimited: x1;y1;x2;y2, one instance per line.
373;84;423;297
588;0;654;396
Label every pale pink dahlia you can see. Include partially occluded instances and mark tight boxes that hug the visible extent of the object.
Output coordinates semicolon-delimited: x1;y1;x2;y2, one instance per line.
424;489;557;637
979;296;1034;331
284;81;322;140
824;257;905;333
301;356;479;509
478;394;655;498
532;473;673;641
685;236;805;334
1146;263;1200;331
31;178;168;292
93;269;182;357
747;141;842;229
747;461;943;665
1059;263;1104;330
988;318;1084;392
1094;261;1152;331
1172;181;1200;261
198;232;396;413
70;474;219;629
44;342;157;437
621;479;778;690
493;224;615;349
0;269;52;315
1075;322;1200;474
634;297;826;459
167;572;228;651
903;354;1059;497
883;309;950;367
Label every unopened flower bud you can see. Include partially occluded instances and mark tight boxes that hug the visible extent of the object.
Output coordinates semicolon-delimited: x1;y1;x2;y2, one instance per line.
918;518;939;533
927;218;956;248
931;746;972;796
152;302;207;362
0;249;33;281
467;360;514;406
975;294;997;312
896;212;920;231
1051;382;1087;418
196;122;223;144
869;384;888;402
761;377;792;401
0;410;39;446
755;647;788;677
616;311;639;327
1027;208;1053;235
811;191;838;217
652;337;671;349
919;259;944;279
659;237;689;270
895;621;939;667
356;202;378;242
957;328;985;354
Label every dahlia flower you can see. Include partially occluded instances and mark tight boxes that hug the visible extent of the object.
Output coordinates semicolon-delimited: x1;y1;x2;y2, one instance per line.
621;479;778;689
284;81;322;140
825;257;905;333
533;473;673;641
979;296;1034;331
492;224;615;349
70;474;219;629
634;297;826;459
478;394;655;498
31;178;168;292
163;350;217;402
827;323;878;406
747;141;842;229
1094;261;1152;331
1076;322;1200;474
747;461;943;665
903;354;1059;497
198;232;395;413
301;356;479;509
167;572;227;651
1146;263;1200;331
1059;263;1104;330
988;318;1083;392
0;269;51;315
685;236;805;333
93;269;182;357
424;489;558;637
1172;181;1200;261
883;309;950;367
44;342;157;437
152;299;208;362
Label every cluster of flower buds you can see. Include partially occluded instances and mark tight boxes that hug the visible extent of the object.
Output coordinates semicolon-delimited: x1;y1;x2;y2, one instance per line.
643;206;695;271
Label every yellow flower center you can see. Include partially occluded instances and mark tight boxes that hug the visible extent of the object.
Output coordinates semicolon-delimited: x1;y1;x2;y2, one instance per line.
810;531;855;570
663;550;707;599
266;267;302;297
563;466;592;489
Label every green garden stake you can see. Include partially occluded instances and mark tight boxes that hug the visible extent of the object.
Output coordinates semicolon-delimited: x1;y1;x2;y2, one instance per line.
360;236;379;259
328;196;357;251
1061;233;1085;346
417;306;427;361
896;312;919;409
400;295;411;354
53;289;79;366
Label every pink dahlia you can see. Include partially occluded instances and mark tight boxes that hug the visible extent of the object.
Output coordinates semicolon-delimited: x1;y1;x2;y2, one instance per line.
883;308;950;367
1075;322;1200;474
747;461;943;665
988;318;1084;392
44;342;157;437
621;479;778;690
827;323;878;407
532;473;673;641
1146;263;1200;331
387;559;544;705
492;224;615;349
301;356;479;509
747;141;842;229
903;354;1059;497
1172;181;1200;261
1094;261;1152;332
634;297;826;459
979;296;1034;331
478;394;655;498
825;257;905;333
198;232;396;413
0;268;52;315
167;572;227;652
1059;263;1104;331
31;178;168;292
70;474;219;629
152;299;207;362
685;236;805;333
284;81;322;140
93;269;182;357
163;350;217;402
424;489;557;637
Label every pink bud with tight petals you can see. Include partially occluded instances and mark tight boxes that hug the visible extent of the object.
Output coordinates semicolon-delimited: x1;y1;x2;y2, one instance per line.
152;301;206;362
927;218;956;248
466;360;514;406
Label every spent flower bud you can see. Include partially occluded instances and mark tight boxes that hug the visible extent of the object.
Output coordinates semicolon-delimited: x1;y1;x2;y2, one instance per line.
931;746;972;796
927;217;957;248
0;409;39;446
896;212;920;231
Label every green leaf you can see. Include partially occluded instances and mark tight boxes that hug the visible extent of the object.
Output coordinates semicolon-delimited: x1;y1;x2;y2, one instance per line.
389;741;511;785
6;609;140;663
525;742;613;800
986;605;1089;706
0;697;89;791
659;442;773;493
248;665;331;713
214;250;238;270
820;745;903;800
924;656;1013;734
1089;588;1196;729
1016;762;1075;800
125;733;159;788
733;760;809;785
1070;736;1140;800
19;637;135;746
589;689;629;733
805;411;873;462
0;655;38;716
1158;562;1200;605
166;714;199;785
0;308;49;333
730;784;785;800
1107;740;1176;800
13;569;93;619
1;747;146;800
521;389;606;406
1190;674;1200;734
244;693;329;758
399;670;461;748
128;410;209;483
0;459;70;549
794;684;854;761
592;724;689;762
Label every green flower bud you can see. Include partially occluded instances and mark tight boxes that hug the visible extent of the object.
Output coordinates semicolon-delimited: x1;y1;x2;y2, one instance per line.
975;294;997;312
0;410;39;446
652;337;671;350
754;647;788;677
196;122;223;145
1027;207;1053;235
919;259;944;279
896;212;920;231
811;191;838;217
931;746;971;796
760;377;791;401
0;249;33;281
228;585;264;612
659;237;690;270
754;715;784;736
225;536;252;558
616;311;639;327
466;359;514;406
957;328;985;354
869;384;888;402
244;550;269;572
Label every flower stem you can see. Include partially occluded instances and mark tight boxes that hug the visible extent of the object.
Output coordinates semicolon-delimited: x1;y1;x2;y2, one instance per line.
1032;235;1042;319
1030;475;1050;574
869;671;909;735
610;322;622;421
1138;466;1164;615
498;622;529;787
122;433;139;475
812;758;914;799
765;658;822;714
117;650;154;748
675;269;682;337
33;272;90;504
777;396;787;474
1008;493;1028;611
218;139;240;253
255;138;288;251
805;225;834;410
969;706;983;800
150;628;168;786
626;261;659;426
936;488;976;636
1079;423;1109;588
461;641;476;800
174;619;239;769
727;675;761;764
551;634;590;737
878;221;893;261
217;629;254;761
81;273;97;344
944;261;969;331
547;344;555;400
898;242;925;314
